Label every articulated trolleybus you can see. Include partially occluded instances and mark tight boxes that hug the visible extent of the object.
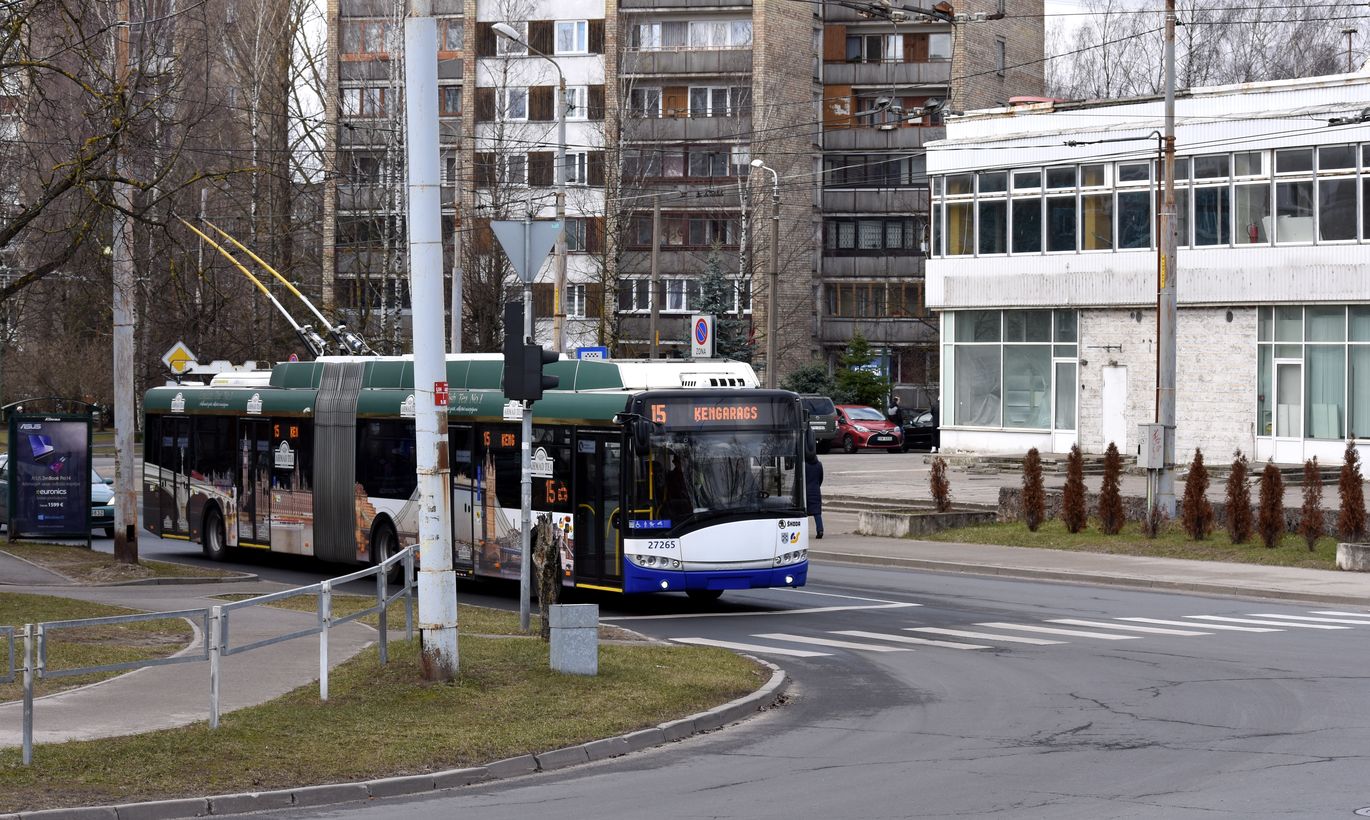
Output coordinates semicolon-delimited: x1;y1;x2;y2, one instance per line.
143;355;810;599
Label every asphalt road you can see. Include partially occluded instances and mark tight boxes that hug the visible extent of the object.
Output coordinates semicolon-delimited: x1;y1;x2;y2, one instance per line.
187;555;1370;820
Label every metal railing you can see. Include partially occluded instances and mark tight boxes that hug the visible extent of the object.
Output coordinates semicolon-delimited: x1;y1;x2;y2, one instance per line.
11;545;416;765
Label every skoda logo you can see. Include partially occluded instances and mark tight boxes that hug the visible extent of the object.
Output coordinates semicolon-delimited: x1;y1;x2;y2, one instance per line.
778;519;801;528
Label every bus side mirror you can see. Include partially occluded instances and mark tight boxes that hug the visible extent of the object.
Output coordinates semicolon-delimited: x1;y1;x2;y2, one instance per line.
804;428;817;460
632;420;651;451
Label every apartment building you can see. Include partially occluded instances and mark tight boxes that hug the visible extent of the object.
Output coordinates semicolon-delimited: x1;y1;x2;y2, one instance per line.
324;0;1042;384
927;72;1370;463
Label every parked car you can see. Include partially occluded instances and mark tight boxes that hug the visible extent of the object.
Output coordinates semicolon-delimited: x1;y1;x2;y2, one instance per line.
0;453;116;537
900;408;941;452
835;404;903;453
800;395;839;453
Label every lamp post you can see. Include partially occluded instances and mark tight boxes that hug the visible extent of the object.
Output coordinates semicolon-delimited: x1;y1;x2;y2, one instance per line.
750;159;779;388
493;22;568;354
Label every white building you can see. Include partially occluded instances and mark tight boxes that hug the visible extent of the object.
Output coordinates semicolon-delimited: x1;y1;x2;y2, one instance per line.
926;72;1370;464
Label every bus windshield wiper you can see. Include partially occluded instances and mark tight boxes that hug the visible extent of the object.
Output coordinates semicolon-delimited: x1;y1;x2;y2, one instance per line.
177;217;331;358
201;219;378;357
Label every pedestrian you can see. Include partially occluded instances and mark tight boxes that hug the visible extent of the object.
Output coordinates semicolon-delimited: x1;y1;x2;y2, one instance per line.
805;451;825;539
887;395;904;428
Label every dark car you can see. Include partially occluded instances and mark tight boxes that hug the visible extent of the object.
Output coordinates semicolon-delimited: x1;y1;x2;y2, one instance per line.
900;408;941;452
835;405;903;453
801;395;839;453
0;453;117;537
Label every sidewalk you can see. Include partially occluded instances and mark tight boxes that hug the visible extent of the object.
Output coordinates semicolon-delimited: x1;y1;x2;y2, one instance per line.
0;578;378;749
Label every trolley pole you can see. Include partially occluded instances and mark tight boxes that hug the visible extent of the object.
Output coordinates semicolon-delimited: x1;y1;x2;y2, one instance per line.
404;0;458;679
520;213;534;632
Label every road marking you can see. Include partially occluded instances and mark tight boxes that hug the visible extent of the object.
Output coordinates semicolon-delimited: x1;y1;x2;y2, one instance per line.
1184;615;1349;629
603;602;920;621
786;589;924;606
905;627;1063;645
669;637;829;658
1246;613;1370;625
1046;619;1211;636
831;630;989;649
751;633;913;652
1311;610;1370;619
975;622;1141;640
1119;617;1280;632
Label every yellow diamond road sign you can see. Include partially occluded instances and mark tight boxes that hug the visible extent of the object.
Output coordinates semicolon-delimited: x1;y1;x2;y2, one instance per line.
162;341;197;375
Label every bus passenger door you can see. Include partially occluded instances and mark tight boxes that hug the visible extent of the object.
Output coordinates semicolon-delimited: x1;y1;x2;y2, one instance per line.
237;420;272;545
572;432;622;588
159;417;191;536
449;425;476;577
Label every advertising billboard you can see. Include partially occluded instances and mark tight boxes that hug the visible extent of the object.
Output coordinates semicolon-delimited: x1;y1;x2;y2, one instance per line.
7;415;92;540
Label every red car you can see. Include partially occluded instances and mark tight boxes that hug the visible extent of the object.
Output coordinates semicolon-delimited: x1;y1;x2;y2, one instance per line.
835;405;903;453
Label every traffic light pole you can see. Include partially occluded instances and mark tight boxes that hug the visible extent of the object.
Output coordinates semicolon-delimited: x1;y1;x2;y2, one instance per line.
520;214;534;632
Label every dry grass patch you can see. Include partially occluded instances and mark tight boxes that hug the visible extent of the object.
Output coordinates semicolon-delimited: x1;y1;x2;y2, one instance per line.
2;542;236;584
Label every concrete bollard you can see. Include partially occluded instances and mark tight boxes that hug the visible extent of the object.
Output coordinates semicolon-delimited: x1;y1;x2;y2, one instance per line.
549;604;598;675
1336;542;1370;571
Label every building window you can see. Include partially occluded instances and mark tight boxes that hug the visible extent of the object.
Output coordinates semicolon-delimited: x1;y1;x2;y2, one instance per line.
564;152;588;185
688;86;750;117
555;20;588;54
562;86;588;120
944;310;1077;431
824;218;923;255
565;284;587;318
565;218;588;252
928;32;952;60
629;214;740;248
617;279;652;312
628;87;662;118
1255;305;1370;441
995;38;1006;75
824;153;926;188
496;21;527;55
341;87;388;118
845;33;902;63
440;20;463;51
497;153;526;186
341;20;394;56
439;86;462;117
497;87;527;120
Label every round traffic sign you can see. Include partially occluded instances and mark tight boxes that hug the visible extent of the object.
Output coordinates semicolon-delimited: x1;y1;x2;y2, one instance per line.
694;318;710;345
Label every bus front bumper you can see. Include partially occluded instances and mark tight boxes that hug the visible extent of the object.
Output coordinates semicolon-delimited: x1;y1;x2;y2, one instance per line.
623;561;808;595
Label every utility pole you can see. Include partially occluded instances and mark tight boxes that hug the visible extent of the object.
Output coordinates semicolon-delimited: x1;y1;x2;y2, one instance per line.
111;0;138;564
404;0;458;679
1344;28;1359;73
552;74;568;354
750;159;780;388
649;194;660;358
1155;0;1178;517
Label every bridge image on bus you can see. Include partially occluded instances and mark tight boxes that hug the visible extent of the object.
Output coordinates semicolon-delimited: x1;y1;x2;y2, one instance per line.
142;355;810;599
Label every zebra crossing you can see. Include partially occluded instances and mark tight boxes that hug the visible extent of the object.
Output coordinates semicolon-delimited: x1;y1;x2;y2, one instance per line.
667;609;1370;659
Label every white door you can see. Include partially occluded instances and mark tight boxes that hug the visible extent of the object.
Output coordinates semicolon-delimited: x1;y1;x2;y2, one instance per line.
1101;366;1128;453
1273;360;1303;463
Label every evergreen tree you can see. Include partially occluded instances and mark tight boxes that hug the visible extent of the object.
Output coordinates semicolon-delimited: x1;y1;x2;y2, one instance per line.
1098;442;1125;535
1257;460;1285;548
694;247;753;362
1061;445;1088;533
1337;440;1366;541
1226;450;1253;544
1300;457;1324;552
834;333;890;408
1181;448;1214;540
782;363;837;397
1022;448;1046;532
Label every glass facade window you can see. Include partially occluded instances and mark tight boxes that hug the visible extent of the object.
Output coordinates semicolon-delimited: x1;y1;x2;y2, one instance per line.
1257;305;1370;441
1275;180;1315;242
945;310;1078;431
1319;177;1357;241
1117;190;1151;249
979;200;1007;254
1011;198;1041;253
1080;193;1112;250
1193;186;1231;246
1235;184;1270;244
1046;196;1076;251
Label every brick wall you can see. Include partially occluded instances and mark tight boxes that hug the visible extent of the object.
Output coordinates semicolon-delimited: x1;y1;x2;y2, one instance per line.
951;0;1045;112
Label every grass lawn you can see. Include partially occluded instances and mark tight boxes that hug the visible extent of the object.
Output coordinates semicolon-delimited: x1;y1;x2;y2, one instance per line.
924;518;1341;570
3;542;238;584
0;634;763;812
0;593;195;702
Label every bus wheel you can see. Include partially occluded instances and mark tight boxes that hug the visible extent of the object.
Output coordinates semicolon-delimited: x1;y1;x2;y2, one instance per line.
203;509;229;561
371;522;403;585
686;589;723;602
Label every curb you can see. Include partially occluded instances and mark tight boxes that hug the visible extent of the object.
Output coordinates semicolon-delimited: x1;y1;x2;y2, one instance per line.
809;550;1370;606
8;661;787;819
97;571;259;586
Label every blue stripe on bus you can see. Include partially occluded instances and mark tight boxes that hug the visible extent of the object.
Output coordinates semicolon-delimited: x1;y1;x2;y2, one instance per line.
621;561;807;595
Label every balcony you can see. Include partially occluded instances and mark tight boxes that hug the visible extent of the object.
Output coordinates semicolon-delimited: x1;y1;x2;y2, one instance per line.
620;182;744;210
624;114;752;142
819;317;938;346
437;59;463;80
620;49;752;78
822;125;944;152
821;188;929;214
339;61;387;81
821;255;925;279
620;248;742;276
821;61;951;87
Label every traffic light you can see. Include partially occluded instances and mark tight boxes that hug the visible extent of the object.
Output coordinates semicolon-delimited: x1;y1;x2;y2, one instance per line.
521;342;559;403
502;300;527;400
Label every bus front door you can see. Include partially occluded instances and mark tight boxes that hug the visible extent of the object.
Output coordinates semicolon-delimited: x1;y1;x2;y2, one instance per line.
237;420;272;546
572;432;622;589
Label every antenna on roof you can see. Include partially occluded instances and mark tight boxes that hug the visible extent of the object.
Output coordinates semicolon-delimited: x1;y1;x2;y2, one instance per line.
201;219;378;356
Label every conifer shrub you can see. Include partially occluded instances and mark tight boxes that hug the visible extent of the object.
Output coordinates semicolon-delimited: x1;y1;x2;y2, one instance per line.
1022;448;1045;532
1225;450;1253;545
1181;448;1214;540
929;457;951;513
1061;445;1087;534
1300;457;1323;552
1338;440;1366;542
1098;441;1125;535
1257;460;1285;549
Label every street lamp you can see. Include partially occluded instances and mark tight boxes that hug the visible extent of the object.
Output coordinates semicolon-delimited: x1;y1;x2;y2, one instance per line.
493;22;569;354
750;158;780;389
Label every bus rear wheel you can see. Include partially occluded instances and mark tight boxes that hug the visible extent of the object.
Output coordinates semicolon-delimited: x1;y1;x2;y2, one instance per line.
371;522;403;585
686;589;723;602
203;509;229;561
